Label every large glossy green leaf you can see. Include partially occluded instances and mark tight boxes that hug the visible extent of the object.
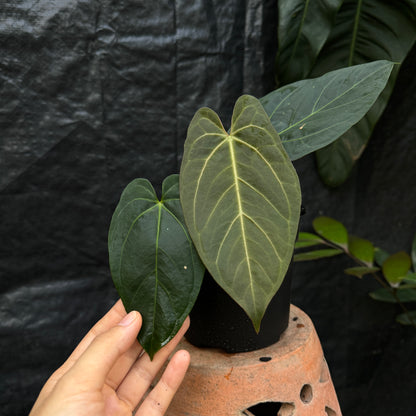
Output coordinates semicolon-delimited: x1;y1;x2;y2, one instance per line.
276;0;343;85
313;0;416;186
180;95;301;331
108;175;204;359
261;61;393;160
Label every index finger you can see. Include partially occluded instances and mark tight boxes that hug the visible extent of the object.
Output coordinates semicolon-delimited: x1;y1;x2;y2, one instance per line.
57;299;127;376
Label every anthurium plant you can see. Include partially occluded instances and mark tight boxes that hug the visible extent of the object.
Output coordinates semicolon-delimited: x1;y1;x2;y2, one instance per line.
108;60;394;358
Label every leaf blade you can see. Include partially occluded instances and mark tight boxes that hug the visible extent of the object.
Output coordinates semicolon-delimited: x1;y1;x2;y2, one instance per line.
312;216;348;247
344;266;379;279
276;0;343;85
108;175;204;358
382;251;412;285
180;95;301;331
261;61;394;160
294;248;343;262
313;0;416;185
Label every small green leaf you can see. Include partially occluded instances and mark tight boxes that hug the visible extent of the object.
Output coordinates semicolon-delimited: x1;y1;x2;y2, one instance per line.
382;251;412;285
370;288;416;304
402;273;416;284
396;310;416;326
312;216;348;247
344;266;379;279
348;235;374;265
180;95;301;332
374;247;390;267
294;248;343;262
298;232;324;241
108;175;205;359
411;233;416;270
295;232;325;249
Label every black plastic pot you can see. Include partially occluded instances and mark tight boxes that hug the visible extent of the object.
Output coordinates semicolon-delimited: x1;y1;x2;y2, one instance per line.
185;265;293;353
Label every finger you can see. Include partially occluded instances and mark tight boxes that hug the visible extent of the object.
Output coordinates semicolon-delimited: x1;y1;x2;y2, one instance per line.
66;299;127;364
61;310;142;391
117;317;190;410
30;299;127;411
105;339;143;390
135;349;190;416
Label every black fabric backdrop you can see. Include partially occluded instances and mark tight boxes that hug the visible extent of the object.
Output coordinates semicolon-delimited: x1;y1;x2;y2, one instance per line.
0;1;415;415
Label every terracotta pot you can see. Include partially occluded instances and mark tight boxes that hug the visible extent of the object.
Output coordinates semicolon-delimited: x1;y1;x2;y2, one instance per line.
185;265;292;353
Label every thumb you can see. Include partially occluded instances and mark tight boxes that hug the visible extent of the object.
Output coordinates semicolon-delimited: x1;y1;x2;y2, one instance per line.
63;310;142;390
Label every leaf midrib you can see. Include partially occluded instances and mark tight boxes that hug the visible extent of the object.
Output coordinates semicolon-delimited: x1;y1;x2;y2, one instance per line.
228;137;255;304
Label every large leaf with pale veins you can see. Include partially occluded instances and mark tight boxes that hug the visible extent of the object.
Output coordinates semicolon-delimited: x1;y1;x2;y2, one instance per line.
276;0;343;85
180;95;301;331
312;0;416;186
261;61;393;160
108;175;204;359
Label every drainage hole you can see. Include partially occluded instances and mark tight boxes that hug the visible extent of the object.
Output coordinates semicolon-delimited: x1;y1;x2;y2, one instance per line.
246;401;282;415
300;384;313;404
325;406;337;416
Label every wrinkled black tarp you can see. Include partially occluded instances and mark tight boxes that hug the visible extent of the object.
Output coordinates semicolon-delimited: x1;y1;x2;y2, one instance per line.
1;1;415;415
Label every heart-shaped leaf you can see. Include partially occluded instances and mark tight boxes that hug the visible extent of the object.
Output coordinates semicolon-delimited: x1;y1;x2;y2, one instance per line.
261;60;394;160
276;0;343;85
108;175;204;359
312;0;416;186
180;95;301;331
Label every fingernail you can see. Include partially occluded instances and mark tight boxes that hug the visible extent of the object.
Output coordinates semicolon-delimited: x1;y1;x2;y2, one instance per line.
118;311;138;327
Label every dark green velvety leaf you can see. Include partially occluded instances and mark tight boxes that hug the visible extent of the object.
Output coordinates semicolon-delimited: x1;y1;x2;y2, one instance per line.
108;175;204;359
370;288;416;304
180;95;301;331
344;266;379;279
374;247;390;267
261;61;393;160
382;251;412;285
396;310;416;326
411;233;416;270
348;235;374;265
294;248;343;261
276;0;343;85
313;0;416;186
312;216;348;248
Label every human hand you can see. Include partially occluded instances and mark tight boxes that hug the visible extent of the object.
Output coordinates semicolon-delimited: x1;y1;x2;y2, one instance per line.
29;300;190;416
